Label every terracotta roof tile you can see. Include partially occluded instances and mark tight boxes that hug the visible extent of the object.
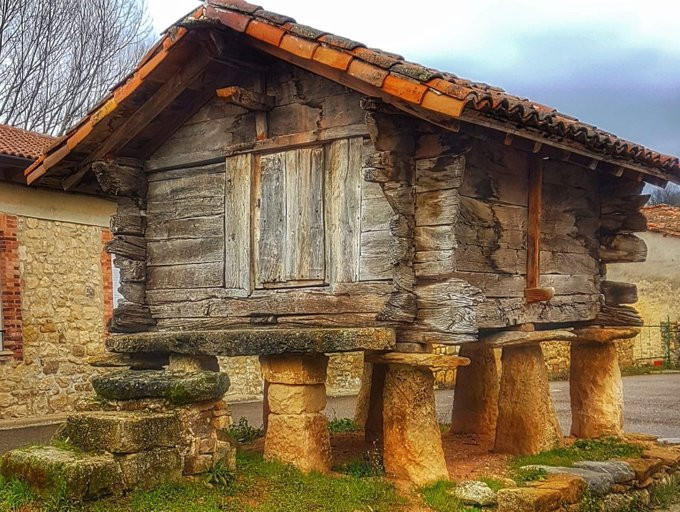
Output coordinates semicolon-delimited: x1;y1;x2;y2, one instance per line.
642;205;680;238
23;1;680;185
0;124;55;160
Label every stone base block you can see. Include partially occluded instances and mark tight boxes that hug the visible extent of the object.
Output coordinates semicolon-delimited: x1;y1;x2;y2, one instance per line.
260;354;329;385
570;341;624;438
0;445;124;500
264;413;331;473
494;345;563;455
55;411;180;453
91;370;230;405
116;448;182;489
451;343;499;443
383;364;448;486
268;383;327;414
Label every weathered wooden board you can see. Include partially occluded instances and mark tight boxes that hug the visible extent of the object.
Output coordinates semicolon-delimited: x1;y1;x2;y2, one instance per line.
257;152;287;285
225;153;252;291
326;137;362;283
146;216;222;240
285;147;325;281
147;238;224;266
147;262;224;289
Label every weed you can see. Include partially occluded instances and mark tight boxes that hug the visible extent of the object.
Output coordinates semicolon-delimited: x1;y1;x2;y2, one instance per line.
52;437;81;453
327;417;360;434
204;459;236;490
226;416;265;444
420;480;480;512
512;466;548;485
439;423;451;434
578;490;603;512
334;441;384;478
478;476;508;492
650;474;680;508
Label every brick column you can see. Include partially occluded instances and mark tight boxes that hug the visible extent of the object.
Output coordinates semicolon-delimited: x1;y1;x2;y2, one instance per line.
0;214;22;358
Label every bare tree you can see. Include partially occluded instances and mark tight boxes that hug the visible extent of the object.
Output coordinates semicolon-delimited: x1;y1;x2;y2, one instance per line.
648;183;680;207
0;0;154;135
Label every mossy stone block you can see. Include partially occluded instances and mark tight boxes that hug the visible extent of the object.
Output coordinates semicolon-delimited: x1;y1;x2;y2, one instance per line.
55;411;180;453
116;448;182;489
0;445;124;500
91;370;230;405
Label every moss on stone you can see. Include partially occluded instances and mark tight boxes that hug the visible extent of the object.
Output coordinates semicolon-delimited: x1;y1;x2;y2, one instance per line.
92;370;230;405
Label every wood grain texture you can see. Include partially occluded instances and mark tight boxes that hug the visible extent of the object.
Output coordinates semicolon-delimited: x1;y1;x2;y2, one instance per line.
225;153;252;291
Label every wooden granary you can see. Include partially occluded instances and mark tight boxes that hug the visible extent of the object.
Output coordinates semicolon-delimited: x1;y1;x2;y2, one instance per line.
23;0;680;486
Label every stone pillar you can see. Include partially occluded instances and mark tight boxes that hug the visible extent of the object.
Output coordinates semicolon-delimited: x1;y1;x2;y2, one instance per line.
383;363;448;486
168;354;220;372
494;344;563;455
260;354;331;473
451;344;499;445
354;363;372;427
570;340;623;438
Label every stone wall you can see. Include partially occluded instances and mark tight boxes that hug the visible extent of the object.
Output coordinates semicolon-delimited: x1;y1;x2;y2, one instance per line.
0;216;110;419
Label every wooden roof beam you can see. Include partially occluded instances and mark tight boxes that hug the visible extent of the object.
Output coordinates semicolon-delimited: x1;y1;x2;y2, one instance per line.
216;86;274;111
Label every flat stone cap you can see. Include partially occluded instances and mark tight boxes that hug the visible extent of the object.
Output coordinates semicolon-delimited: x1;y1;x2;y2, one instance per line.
106;328;396;356
92;370;229;405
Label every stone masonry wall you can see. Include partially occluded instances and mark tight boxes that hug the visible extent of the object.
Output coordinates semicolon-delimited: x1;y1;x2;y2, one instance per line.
0;217;109;418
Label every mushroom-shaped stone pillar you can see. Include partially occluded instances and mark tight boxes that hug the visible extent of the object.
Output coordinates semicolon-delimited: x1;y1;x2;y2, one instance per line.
570;327;639;439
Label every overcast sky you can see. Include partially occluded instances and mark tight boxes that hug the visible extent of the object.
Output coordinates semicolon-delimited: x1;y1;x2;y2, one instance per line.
147;0;680;160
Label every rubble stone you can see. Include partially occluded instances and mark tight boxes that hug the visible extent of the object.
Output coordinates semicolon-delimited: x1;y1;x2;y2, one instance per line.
116;448;182;489
452;480;497;506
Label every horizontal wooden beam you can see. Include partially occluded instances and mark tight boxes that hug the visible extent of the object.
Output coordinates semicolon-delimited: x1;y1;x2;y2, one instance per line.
216;86;274;111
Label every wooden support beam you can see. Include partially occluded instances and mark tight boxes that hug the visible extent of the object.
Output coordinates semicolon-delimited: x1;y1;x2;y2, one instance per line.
86;47;213;165
601;281;638;305
216;86;274;111
573;326;640;343
599;234;647;263
525;158;555;303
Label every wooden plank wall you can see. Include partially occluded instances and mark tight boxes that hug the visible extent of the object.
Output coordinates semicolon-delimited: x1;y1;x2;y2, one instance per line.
453;137;602;328
143;61;396;331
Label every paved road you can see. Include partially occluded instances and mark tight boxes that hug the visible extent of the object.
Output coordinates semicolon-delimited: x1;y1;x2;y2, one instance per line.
230;373;680;438
1;374;678;454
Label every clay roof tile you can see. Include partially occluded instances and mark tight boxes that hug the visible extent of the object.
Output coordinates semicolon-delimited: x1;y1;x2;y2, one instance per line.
0;124;55;161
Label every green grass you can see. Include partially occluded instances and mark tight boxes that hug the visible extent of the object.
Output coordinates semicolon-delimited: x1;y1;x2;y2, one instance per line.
327;417;360;434
477;476;509;492
419;481;480;512
2;451;407;512
511;466;548;485
511;437;642;470
650;474;680;508
0;473;36;511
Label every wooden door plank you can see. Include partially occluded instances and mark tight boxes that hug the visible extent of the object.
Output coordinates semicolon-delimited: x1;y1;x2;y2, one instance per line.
257;153;286;285
225;153;253;292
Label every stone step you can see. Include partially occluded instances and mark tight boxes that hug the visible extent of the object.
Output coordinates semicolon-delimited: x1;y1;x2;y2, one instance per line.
0;445;125;500
55;411;180;454
91;370;230;404
1;444;183;501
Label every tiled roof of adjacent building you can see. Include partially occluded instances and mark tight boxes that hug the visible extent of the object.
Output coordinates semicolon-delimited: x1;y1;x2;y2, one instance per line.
0;124;55;161
642;205;680;238
24;0;680;185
